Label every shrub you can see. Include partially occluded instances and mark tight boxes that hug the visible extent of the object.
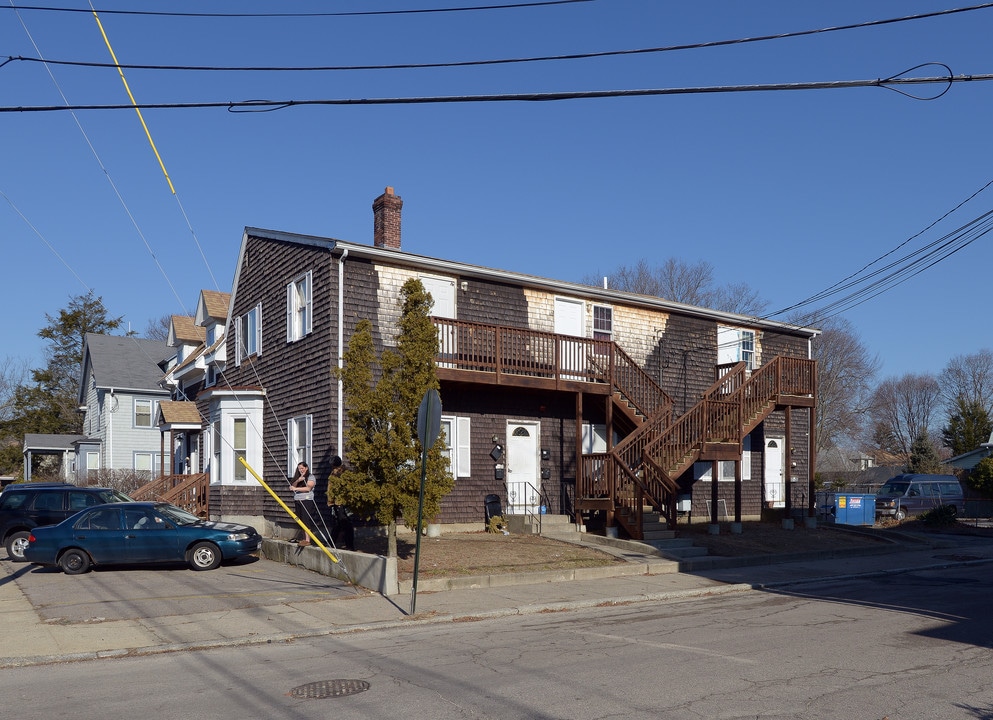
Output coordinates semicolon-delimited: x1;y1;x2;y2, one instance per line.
918;504;959;528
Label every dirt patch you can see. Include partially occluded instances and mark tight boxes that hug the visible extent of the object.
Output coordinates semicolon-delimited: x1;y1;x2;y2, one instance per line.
358;531;625;581
349;519;993;579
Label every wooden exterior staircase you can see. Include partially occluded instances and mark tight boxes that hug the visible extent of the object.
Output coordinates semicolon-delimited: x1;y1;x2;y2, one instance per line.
428;318;816;542
590;356;816;539
131;472;210;518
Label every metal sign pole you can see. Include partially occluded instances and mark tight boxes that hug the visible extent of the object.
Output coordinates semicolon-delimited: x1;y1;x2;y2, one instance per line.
411;388;442;614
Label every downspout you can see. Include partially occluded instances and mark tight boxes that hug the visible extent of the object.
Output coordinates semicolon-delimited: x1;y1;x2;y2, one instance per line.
337;248;349;457
107;387;115;473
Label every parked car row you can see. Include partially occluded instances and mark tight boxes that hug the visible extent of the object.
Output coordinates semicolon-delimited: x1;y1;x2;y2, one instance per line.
1;482;261;573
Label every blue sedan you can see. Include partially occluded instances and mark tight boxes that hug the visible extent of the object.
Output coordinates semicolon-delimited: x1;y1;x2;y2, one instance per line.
24;502;262;574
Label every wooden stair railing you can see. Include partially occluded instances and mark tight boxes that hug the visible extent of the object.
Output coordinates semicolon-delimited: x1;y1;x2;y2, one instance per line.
580;351;675;539
132;473;210;518
644;357;815;481
597;356;816;538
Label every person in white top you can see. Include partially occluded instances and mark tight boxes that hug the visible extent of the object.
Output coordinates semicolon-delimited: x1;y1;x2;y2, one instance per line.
289;461;318;546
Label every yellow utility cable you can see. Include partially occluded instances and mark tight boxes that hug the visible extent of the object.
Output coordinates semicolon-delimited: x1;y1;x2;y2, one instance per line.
238;457;340;564
90;8;176;194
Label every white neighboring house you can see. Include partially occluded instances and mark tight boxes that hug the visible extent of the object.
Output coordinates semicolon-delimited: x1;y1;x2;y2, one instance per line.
75;334;173;482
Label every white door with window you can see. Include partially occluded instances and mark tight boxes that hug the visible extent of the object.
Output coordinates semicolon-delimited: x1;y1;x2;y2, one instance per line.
506;421;540;515
554;297;585;379
764;438;785;508
421;275;457;365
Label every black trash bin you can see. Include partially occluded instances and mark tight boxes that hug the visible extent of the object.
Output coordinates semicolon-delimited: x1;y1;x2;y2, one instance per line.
484;494;503;522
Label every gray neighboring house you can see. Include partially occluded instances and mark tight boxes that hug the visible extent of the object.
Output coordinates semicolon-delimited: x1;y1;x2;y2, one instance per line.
76;334;173;480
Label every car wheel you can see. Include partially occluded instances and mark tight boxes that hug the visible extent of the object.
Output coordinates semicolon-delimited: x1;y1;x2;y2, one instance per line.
187;541;221;571
5;531;31;562
59;549;91;575
894;508;907;521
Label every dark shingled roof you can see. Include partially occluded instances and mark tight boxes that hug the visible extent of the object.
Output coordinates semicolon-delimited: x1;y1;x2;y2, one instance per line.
84;334;172;392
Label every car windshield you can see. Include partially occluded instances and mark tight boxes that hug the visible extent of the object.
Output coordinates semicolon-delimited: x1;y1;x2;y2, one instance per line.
97;489;133;503
156;504;202;526
877;482;909;496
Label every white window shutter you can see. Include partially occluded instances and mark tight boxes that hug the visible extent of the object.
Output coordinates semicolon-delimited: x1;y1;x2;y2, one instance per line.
286;284;294;342
287;419;295;477
256;304;263;357
456;416;471;477
305;270;313;335
235;316;242;366
305;414;313;467
742;435;752;481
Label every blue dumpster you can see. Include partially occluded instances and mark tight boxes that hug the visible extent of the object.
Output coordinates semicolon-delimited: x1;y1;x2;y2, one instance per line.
834;494;875;526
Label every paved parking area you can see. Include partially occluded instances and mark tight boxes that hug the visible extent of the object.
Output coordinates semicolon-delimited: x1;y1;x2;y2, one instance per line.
9;556;354;624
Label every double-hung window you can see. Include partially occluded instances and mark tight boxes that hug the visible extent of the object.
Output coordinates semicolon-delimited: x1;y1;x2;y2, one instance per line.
86;451;100;478
134;452;161;477
235;303;262;365
134;399;156;428
592;305;613;341
287;415;313;475
233;418;247;481
286;271;313;342
717;326;756;371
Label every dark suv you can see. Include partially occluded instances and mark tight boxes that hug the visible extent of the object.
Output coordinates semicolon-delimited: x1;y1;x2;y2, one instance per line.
1;483;132;561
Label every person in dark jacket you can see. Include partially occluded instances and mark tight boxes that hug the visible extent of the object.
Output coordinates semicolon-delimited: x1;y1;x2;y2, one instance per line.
327;457;355;550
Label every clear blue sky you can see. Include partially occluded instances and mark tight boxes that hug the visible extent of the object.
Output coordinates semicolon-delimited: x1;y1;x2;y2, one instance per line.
2;1;991;380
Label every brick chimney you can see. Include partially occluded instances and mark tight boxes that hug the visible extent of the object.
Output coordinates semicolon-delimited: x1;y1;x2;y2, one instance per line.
372;186;402;250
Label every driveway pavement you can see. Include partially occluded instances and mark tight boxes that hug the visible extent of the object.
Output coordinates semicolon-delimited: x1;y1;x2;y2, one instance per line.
3;529;993;668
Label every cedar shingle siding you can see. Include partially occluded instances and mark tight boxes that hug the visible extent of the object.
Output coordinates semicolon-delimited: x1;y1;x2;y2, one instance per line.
207;214;816;534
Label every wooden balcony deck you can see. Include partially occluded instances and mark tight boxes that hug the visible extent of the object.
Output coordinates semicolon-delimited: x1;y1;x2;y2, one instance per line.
431;319;671;420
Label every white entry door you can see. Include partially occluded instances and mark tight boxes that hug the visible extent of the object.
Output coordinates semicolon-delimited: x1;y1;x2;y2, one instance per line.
764;437;785;508
421;275;457;365
554;297;585;379
506;421;540;515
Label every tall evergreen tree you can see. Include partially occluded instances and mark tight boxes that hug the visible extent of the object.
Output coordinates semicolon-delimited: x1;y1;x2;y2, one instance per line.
906;432;944;474
331;279;454;557
10;291;123;437
942;395;993;456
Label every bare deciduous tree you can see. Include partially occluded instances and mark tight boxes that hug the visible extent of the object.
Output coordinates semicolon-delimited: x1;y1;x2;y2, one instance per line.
808;317;879;455
143;314;172;342
940;349;993;416
869;373;943;460
585;258;768;316
0;355;31;425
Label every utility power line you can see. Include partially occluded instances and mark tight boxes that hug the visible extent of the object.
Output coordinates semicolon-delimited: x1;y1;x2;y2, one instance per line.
1;67;985;113
0;0;593;18
3;4;992;74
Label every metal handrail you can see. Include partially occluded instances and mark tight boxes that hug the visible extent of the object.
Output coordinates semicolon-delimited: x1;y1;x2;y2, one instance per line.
517;480;554;534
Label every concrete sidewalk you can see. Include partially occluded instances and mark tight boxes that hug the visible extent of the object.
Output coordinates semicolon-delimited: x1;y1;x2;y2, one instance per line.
3;530;993;669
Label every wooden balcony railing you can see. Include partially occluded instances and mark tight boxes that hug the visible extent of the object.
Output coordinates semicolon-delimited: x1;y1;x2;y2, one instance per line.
433;317;611;385
132;472;210;517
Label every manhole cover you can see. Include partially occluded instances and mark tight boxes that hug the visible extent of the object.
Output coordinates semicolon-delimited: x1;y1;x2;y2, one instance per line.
289;679;370;699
